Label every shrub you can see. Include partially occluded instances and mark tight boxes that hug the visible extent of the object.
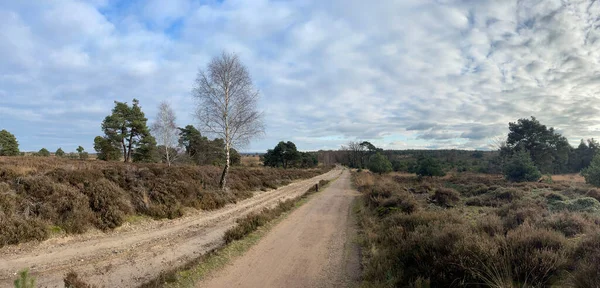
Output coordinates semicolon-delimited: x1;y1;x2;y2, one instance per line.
36;148;50;157
415;156;445;177
431;187;460;207
0;217;48;247
55;148;65;158
466;187;523;207
505;224;568;285
548;197;600;213
367;153;392;174
541;212;590;237
84;179;131;230
14;268;35;288
569;234;600;287
473;214;504;237
497;200;548;230
582;153;600;187
503;150;541;182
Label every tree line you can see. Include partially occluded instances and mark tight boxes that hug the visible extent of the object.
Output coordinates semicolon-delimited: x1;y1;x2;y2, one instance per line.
1;52;266;190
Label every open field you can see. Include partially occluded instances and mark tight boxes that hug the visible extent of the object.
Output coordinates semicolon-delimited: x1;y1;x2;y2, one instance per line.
354;171;600;287
0;160;340;287
240;155;262;167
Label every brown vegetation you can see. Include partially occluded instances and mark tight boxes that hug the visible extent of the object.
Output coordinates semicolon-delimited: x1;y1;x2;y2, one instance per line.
354;171;600;287
0;156;331;247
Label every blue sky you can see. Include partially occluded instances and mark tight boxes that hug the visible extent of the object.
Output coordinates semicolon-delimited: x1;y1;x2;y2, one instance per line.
1;0;600;153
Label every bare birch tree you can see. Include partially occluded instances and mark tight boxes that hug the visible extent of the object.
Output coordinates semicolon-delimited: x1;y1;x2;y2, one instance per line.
151;101;178;166
193;52;264;189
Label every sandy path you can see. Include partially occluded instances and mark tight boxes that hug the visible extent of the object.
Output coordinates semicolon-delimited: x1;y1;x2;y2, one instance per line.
199;169;360;288
0;168;342;288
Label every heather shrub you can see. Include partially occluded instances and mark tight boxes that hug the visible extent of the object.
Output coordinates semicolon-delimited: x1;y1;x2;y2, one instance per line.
473;214;504;237
569;234;600;287
541;212;591;237
505;224;568;285
585;188;600;201
431;187;460;207
497;201;548;229
0;217;48;247
41;184;93;233
84;179;131;230
548;197;600;213
466;187;524;207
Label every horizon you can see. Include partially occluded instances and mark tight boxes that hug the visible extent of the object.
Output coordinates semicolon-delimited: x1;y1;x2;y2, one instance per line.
2;1;600;153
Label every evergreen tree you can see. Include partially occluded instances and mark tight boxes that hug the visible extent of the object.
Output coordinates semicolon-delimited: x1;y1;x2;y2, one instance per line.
100;99;152;162
368;153;392;174
94;136;121;161
37;148;50;157
582;153;600;187
0;129;19;156
503;150;542;182
416;156;445;177
55;148;65;157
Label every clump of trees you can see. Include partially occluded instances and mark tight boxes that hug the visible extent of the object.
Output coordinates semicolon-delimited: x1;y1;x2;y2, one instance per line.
341;141;382;169
178;125;241;166
502;117;570;174
263;141;318;168
94;99;156;163
0;130;19;156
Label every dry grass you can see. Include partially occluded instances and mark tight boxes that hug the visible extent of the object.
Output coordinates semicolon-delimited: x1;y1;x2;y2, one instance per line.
240;155;262;167
0;156;332;247
354;171;600;287
551;173;586;183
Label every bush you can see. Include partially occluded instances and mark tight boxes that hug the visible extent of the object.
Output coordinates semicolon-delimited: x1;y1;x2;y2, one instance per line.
570;234;600;287
0;217;48;247
37;148;50;157
84;179;131;230
14;268;35;288
505;224;568;285
541;212;590;237
431;187;460;207
415;156;445;177
582;153;600;187
367;153;392;174
503;150;541;182
548;197;600;213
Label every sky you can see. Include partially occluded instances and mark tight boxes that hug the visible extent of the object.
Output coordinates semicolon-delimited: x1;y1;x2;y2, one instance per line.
1;0;600;153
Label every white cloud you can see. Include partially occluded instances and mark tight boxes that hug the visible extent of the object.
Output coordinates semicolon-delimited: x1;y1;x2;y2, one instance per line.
1;0;600;152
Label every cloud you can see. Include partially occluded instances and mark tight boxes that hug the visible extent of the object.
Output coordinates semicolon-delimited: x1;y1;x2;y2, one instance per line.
1;0;600;152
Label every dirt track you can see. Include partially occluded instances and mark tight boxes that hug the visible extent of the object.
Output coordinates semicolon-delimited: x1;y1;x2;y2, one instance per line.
199;169;360;288
0;168;342;287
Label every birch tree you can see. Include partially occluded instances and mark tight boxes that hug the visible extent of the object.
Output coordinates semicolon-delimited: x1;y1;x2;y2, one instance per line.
151;101;178;166
193;52;264;189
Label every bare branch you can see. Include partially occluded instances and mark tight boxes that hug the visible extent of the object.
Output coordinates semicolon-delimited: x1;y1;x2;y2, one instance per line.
192;51;265;189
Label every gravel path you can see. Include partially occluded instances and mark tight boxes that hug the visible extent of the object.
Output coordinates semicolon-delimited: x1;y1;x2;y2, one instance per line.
199;169;361;288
